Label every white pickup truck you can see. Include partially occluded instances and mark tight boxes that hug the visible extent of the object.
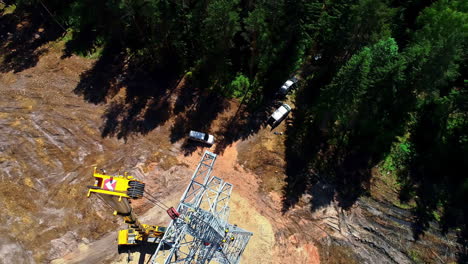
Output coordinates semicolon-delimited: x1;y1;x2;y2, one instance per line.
189;130;215;145
268;103;291;127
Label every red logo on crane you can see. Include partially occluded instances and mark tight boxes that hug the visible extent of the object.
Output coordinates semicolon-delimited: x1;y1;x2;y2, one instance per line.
103;178;117;191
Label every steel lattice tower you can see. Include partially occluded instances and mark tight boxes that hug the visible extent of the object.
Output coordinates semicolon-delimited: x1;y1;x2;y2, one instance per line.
150;151;253;264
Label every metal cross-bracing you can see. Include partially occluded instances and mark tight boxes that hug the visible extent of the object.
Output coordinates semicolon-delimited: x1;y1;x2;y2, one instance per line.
150;151;253;264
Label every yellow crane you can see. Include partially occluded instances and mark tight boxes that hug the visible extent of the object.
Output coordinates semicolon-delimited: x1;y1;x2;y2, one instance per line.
87;168;166;246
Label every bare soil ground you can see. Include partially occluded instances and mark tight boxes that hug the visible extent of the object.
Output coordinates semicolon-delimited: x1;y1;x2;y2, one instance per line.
0;39;320;264
1;23;461;264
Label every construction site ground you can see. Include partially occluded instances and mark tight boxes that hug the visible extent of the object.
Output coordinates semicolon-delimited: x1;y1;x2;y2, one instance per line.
1;35;460;264
0;40;322;264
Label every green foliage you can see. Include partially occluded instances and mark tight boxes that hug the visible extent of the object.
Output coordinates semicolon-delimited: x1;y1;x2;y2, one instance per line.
310;0;396;64
202;0;241;52
409;249;424;263
0;3;16;14
283;0;467;247
198;0;241;83
317;37;406;140
226;74;250;98
319;45;372;123
392;200;414;210
404;0;468;96
382;136;413;173
385;2;468;239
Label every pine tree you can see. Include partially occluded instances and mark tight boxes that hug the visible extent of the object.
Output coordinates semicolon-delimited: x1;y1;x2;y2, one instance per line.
404;0;468;98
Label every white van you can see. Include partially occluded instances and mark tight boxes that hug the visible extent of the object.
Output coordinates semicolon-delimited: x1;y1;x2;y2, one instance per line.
268;104;291;127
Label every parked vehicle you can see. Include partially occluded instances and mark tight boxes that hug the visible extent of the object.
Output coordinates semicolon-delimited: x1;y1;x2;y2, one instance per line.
267;103;291;127
189;130;215;145
278;77;298;96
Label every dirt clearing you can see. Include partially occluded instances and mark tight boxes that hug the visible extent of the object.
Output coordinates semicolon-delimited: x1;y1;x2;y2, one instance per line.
1;39;319;264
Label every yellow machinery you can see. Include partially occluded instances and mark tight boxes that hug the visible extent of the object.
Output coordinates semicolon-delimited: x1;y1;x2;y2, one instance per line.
87;168;166;246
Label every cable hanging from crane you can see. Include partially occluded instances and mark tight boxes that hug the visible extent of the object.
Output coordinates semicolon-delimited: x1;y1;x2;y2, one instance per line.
143;190;180;220
142;190;168;210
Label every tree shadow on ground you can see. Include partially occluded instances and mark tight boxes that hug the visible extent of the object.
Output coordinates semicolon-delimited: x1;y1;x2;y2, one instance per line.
281;118;372;213
170;78;283;155
0;6;64;73
282;82;468;261
169;89;230;156
73;44;127;104
172;76;198;115
395;102;468;260
72;42;184;141
281;74;405;213
99;61;178;141
118;242;164;264
72;43;240;146
213;101;273;154
282;116;395;212
60;27;101;59
72;40;273;154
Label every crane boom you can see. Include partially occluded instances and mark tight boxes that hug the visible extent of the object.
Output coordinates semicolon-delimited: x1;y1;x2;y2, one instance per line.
87;168;166;246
